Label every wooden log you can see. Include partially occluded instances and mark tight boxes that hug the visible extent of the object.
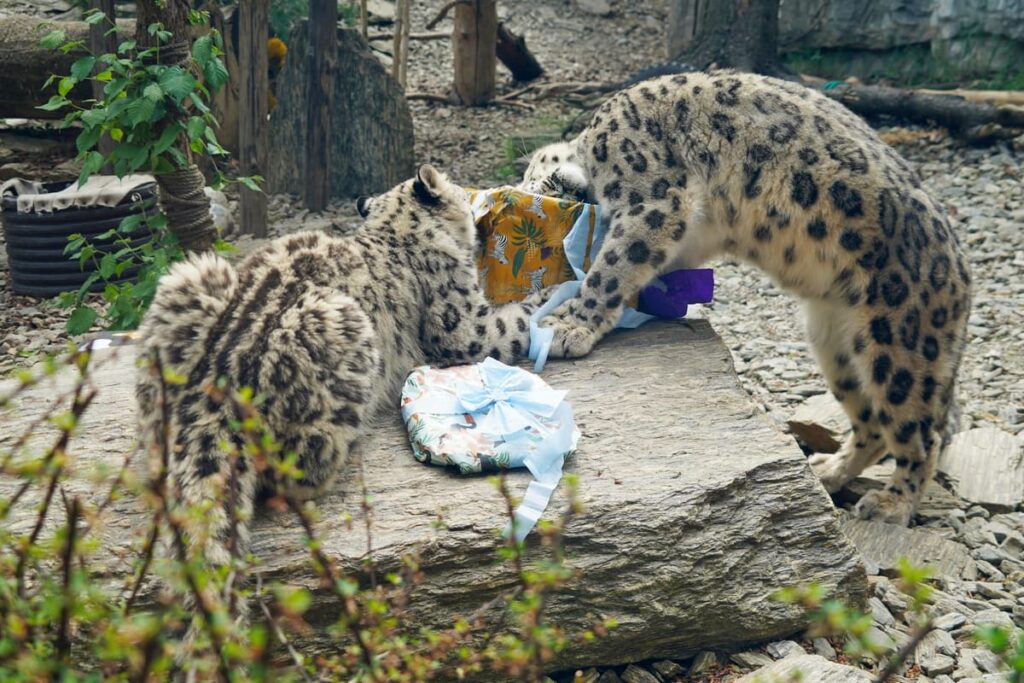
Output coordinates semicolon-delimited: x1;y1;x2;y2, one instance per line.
0;321;867;669
452;0;497;105
303;0;337;212
496;22;543;82
0;14;131;119
265;23;414;199
803;77;1024;133
238;0;269;237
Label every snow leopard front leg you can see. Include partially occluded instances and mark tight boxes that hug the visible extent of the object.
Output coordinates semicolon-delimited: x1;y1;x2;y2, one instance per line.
542;170;710;358
421;262;555;364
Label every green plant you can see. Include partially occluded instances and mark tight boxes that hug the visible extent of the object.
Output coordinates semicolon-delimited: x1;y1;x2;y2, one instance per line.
270;0;358;38
0;349;609;681
776;559;1021;683
38;9;244;335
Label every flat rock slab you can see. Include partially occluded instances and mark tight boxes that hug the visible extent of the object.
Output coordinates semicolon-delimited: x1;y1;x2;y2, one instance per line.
0;320;867;669
939;427;1024;512
737;654;871;682
840;515;973;579
787;392;850;454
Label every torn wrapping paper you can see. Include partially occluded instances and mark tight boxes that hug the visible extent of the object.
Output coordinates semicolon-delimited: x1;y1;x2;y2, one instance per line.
401;357;579;541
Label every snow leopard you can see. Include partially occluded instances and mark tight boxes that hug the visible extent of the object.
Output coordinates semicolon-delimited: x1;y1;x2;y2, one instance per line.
520;71;972;525
135;165;549;578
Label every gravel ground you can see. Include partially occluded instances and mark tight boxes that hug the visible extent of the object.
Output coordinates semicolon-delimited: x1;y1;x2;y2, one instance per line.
1;1;1022;680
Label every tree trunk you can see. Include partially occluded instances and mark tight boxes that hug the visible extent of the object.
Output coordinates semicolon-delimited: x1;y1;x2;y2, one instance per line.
135;0;216;252
265;23;414;200
452;0;497;105
667;0;787;77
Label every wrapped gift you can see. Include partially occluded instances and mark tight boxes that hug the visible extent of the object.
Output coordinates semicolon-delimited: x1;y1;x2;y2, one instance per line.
470;186;714;326
401;357;579;540
470;188;598;304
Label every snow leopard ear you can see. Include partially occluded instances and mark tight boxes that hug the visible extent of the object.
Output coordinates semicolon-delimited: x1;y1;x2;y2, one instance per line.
412;164;443;206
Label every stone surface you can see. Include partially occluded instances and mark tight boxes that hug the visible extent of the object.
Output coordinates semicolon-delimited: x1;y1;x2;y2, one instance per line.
939;428;1024;512
731;651;774;669
737;654;872;682
0;320;867;670
688;651;718;675
840;516;974;578
919;653;956;676
766;639;805;659
650;660;684;679
620;665;659;683
787;392;850;453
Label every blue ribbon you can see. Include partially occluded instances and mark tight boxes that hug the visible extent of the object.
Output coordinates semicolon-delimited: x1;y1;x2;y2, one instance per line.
402;358;577;541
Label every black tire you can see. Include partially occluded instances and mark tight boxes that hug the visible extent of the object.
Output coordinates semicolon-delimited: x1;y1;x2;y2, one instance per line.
2;179;158;299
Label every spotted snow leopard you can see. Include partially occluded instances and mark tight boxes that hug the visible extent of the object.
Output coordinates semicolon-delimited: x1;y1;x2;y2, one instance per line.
519;71;971;525
136;165;550;578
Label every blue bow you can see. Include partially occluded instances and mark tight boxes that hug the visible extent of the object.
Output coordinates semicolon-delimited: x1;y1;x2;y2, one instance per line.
401;358;577;541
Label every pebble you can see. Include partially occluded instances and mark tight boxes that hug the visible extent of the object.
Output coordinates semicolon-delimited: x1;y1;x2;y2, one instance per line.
812;637;838;660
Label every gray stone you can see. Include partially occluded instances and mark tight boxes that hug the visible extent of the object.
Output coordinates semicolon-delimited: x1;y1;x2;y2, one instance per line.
919;653;956;676
787;392;849;453
574;0;613;17
650;660;685;679
597;672;622;683
620;665;660;683
0;323;868;670
972;609;1016;631
840;516;974;578
933;612;967;631
731;651;775;669
915;628;957;662
973;649;1005;674
736;654;871;682
688;651;718;675
870;596;896;627
939;429;1024;512
766;640;805;659
813;637;838;660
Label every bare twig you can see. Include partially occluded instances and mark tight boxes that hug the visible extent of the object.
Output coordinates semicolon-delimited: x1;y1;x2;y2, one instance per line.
124;513;161;615
55;496;81;669
357;450;377;589
874;617;934;683
425;0;469;29
367;31;448;42
256;576;313;682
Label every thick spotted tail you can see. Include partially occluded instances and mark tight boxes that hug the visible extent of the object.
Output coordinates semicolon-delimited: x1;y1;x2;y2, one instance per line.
137;251;380;644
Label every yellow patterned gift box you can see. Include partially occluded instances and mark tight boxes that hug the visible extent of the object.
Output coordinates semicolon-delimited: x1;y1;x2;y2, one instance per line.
468;188;599;305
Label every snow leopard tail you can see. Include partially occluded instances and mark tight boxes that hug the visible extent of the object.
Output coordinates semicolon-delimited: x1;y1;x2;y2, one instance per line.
137;249;378;573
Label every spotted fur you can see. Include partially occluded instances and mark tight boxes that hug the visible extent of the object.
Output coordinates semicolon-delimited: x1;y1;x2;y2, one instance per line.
525;72;972;525
136;165;546;585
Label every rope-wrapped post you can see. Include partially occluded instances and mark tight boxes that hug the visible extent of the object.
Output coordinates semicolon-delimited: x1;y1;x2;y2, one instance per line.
156;165;216;253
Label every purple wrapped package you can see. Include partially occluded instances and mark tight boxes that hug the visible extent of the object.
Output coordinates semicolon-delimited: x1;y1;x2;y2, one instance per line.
637;268;715;319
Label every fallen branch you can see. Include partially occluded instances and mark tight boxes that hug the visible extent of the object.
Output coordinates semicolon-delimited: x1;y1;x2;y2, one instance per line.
367;30;448;42
802;76;1024;138
425;0;470;30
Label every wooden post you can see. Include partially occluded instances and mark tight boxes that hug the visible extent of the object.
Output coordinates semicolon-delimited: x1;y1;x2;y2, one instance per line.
304;0;336;211
452;0;497;105
391;0;404;85
238;0;269;237
398;0;411;89
88;0;116;163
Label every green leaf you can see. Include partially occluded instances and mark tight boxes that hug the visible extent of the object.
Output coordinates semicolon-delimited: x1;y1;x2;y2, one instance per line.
77;151;105;187
202;58;229;91
39;29;66;50
511;248;526;278
70;56;96;81
158;67;196;102
126;97;157;127
83;9;106;25
66;306;97;335
64;235;86;256
76;125;102;154
152;123;182;155
237;176;262;193
118;214;144;234
117;39;136;54
99;253;117;279
192;34;213;67
57;76;77;97
36;95;68;112
80;108;107;127
142;82;163;102
186;117;206;141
